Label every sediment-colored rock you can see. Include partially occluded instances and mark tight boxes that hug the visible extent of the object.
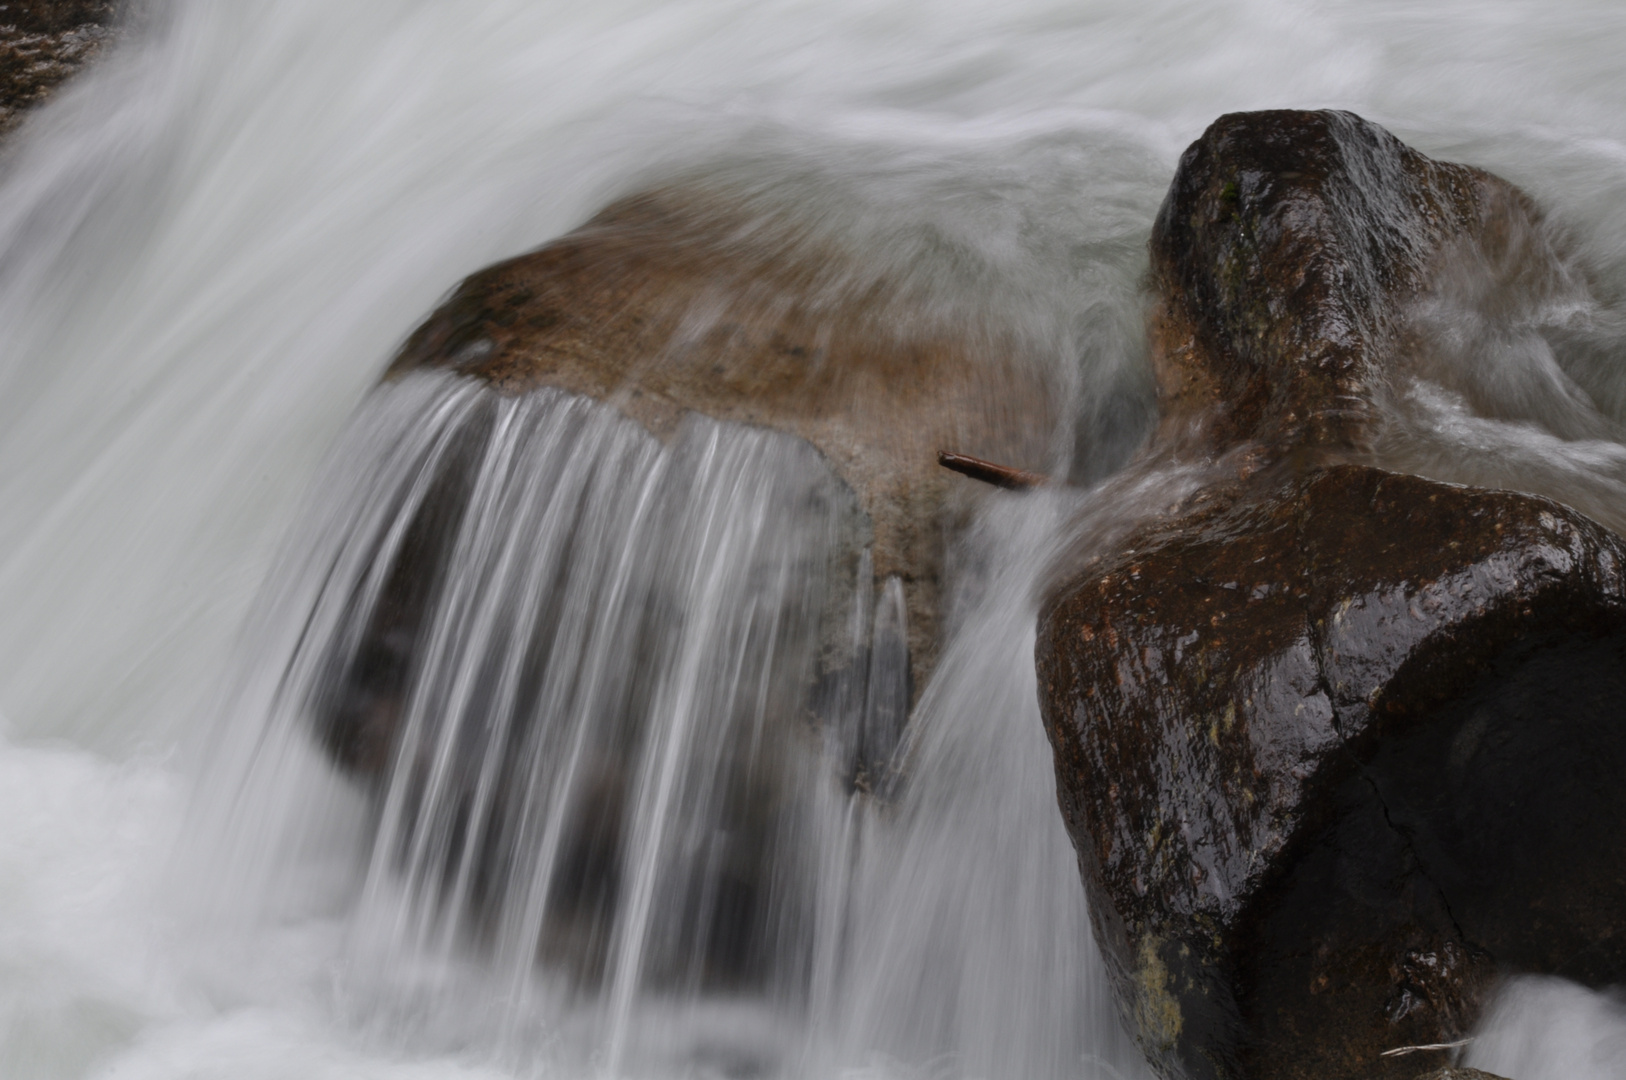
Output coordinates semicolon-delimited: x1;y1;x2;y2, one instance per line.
304;176;1065;990
318;178;1064;791
385;185;1059;706
1037;110;1626;1080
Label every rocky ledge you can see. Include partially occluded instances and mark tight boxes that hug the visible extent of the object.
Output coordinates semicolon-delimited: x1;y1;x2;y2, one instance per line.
1037;110;1626;1080
382;181;1059;726
307;167;1065;989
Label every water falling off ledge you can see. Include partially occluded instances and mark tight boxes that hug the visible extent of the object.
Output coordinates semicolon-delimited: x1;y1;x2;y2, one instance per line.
174;364;1147;1080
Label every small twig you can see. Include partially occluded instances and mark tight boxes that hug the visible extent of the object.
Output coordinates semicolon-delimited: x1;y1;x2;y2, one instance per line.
1379;1039;1472;1058
936;450;1048;490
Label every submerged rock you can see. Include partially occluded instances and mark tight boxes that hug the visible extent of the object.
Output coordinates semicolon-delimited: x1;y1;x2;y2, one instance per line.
378;181;1058;742
302;174;1062;989
1037;110;1626;1080
0;1;115;138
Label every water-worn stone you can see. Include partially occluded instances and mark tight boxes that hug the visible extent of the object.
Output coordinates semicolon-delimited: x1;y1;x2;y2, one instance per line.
1036;110;1626;1080
307;177;1060;990
383;184;1057;714
319;181;1059;787
1144;108;1540;456
0;1;115;138
1411;1069;1509;1080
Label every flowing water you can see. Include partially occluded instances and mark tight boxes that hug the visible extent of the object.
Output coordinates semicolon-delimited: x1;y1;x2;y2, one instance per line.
7;2;1626;1079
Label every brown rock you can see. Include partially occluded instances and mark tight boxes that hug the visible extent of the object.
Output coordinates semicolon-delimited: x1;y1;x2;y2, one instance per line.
386;183;1060;700
318;177;1067;794
1036;110;1626;1080
0;1;115;139
1145;109;1539;458
303;176;1067;990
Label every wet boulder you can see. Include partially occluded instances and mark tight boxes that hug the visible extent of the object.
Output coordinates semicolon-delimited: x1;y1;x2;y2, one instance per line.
299;174;1062;991
1036;110;1626;1080
377;183;1059;742
0;1;115;138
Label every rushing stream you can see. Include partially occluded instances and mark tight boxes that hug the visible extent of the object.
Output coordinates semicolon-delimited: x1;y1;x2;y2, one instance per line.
6;2;1626;1079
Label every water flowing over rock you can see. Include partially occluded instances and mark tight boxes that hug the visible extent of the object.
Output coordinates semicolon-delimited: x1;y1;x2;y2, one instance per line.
329;176;1072;790
265;174;1066;1034
1036;110;1626;1080
384;183;1060;705
250;374;867;1014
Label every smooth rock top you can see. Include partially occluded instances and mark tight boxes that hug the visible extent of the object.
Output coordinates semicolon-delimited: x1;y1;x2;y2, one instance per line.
388;185;1060;695
1148;109;1531;455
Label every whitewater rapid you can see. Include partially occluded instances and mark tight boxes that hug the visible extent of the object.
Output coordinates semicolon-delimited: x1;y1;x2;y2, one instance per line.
5;2;1626;1078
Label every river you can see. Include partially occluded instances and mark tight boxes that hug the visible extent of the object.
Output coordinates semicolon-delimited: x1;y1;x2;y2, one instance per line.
3;3;1626;1078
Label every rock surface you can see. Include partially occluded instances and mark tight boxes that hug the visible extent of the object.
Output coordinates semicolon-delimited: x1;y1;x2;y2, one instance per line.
1144;108;1538;456
320;178;1062;801
308;175;1064;989
1037;110;1626;1080
0;1;114;138
386;184;1059;702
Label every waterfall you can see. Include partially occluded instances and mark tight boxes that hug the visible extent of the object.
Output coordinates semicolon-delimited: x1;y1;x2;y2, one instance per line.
185;369;1142;1077
6;2;1626;1079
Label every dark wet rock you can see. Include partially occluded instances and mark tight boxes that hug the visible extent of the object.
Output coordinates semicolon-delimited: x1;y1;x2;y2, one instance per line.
1037;110;1626;1080
1144;109;1543;458
1042;463;1626;1079
0;1;115;138
1411;1070;1509;1080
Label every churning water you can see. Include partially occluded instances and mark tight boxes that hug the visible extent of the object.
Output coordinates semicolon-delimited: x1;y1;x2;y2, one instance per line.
7;2;1626;1078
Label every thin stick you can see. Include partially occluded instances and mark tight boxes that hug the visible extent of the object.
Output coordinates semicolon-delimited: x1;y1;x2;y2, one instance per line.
1380;1039;1472;1058
936;450;1048;490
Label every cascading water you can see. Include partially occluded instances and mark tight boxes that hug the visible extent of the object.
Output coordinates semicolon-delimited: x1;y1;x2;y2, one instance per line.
198;370;874;1072
187;363;1139;1078
9;2;1626;1079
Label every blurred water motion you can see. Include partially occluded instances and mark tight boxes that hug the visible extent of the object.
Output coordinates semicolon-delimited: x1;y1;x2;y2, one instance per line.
3;1;1626;1078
